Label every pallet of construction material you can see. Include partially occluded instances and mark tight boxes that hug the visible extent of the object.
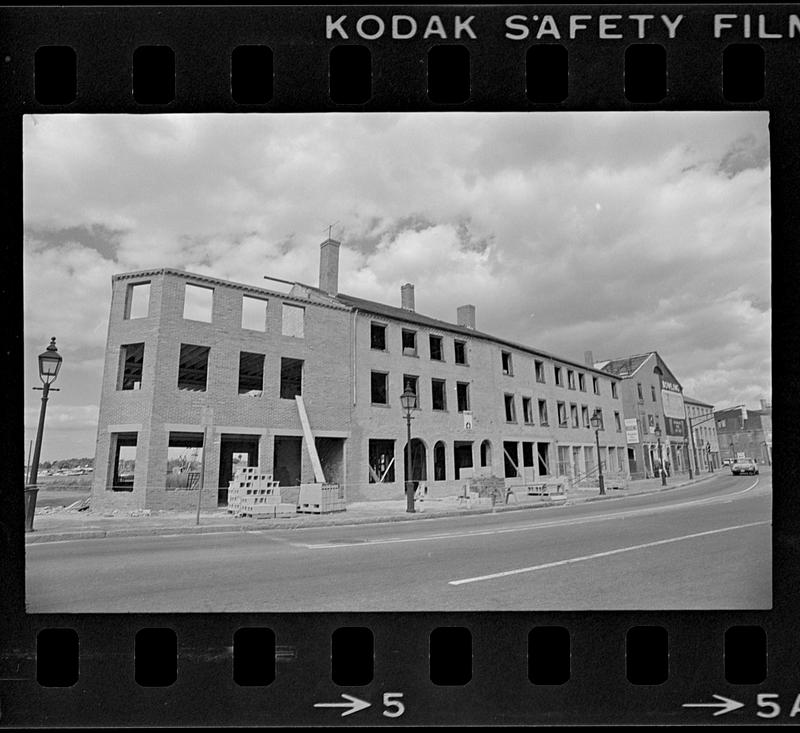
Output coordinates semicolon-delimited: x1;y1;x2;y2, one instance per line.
297;482;346;514
226;468;277;515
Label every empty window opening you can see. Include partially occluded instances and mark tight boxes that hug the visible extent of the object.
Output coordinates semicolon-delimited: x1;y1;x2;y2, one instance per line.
433;440;446;481
480;440;492;468
535;360;546;383
615;412;622;431
368;439;395;483
125;282;150;319
554;367;563;386
403;438;427;485
429;334;443;361
595;409;605;430
371;322;387;350
593;376;600;395
557;401;568;427
611;382;618;398
218;435;259;507
183;283;214;322
242;295;268;331
281;303;305;337
537;443;551;476
402;329;417;356
454;340;467;365
457;382;470;412
504;394;516;422
568;370;576;389
571;404;580;428
280;358;303;399
453;441;473;480
166;432;204;490
238;352;264;395
503;441;520;479
501;351;513;375
431;378;446;411
538;399;549;425
403;375;419;408
522;441;535;469
118;342;145;390
579;373;586;391
109;432;137;491
315;437;346;486
273;435;302;487
522;397;533;424
178;344;210;392
637;382;644;400
651;384;657;401
371;371;388;404
582;405;590;428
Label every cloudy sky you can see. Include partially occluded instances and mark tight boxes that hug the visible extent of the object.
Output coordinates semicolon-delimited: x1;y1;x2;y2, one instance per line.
23;112;770;461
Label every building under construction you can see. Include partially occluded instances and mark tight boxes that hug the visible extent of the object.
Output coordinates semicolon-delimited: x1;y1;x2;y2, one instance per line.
91;238;629;511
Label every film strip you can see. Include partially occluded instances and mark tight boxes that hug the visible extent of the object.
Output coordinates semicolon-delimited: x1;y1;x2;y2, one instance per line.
0;4;796;727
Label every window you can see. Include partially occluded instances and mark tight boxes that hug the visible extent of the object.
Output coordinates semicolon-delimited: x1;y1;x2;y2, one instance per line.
581;405;590;428
124;282;150;319
280;357;303;399
281;303;304;337
454;340;467;365
522;441;535;469
637;382;644;400
568;370;576;389
642;416;649;434
368;439;395;483
538;399;549;425
651;384;657;401
535;360;546;383
571;403;579;428
501;351;513;375
433;441;446;481
594;410;605;430
429;335;443;361
504;394;516;422
614;411;622;432
522;396;533;424
578;373;586;391
183;283;213;322
241;295;268;331
401;329;417;356
118;343;145;390
166;432;204;490
557;401;568;427
431;378;446;411
238;351;264;395
178;344;210;391
648;414;655;429
593;376;600;395
371;371;388;405
403;374;419;408
537;443;551;476
370;322;386;350
554;366;563;386
480;440;492;467
611;382;618;399
456;382;470;412
109;432;137;491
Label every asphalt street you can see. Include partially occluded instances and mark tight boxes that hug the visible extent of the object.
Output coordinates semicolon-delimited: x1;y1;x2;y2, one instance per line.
25;472;771;612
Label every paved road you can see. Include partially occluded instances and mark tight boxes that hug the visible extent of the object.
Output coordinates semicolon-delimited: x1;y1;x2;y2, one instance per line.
26;472;771;612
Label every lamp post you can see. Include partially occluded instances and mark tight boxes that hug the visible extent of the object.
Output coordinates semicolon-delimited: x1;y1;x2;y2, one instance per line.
706;442;714;473
400;387;416;513
729;442;736;464
654;423;667;486
590;410;605;496
26;337;63;532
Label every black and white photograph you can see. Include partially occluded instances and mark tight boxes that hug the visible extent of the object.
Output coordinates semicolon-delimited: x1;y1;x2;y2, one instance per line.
23;111;771;613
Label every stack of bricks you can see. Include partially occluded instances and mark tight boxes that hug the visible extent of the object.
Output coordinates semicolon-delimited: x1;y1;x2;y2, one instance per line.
228;467;296;518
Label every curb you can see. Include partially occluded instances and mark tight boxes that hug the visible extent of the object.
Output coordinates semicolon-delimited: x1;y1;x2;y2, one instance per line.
25;475;715;545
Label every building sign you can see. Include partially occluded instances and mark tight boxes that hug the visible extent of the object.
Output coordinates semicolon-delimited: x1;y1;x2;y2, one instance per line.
660;376;686;436
666;417;685;436
625;418;639;444
463;411;473;430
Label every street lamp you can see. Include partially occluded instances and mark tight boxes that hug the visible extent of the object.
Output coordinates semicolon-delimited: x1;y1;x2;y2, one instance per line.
26;337;63;532
400;386;416;513
654;423;667;486
590;410;605;496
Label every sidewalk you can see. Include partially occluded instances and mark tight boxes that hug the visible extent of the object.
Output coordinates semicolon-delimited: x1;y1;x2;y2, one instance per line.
24;472;717;544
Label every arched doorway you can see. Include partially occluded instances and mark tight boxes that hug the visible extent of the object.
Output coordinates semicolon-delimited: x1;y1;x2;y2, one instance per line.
433;441;446;481
404;438;428;486
480;439;492;469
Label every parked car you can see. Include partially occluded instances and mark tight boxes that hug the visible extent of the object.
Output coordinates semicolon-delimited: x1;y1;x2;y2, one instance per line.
731;457;759;475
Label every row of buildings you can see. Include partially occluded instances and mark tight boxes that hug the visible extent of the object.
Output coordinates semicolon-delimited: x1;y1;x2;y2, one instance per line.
90;238;770;511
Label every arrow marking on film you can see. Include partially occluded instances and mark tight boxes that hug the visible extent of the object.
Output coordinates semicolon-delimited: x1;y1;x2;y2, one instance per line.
682;694;745;716
314;693;371;717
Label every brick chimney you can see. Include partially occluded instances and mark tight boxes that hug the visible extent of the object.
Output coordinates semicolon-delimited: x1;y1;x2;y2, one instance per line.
401;283;415;311
319;238;340;295
584;350;594;366
457;304;476;329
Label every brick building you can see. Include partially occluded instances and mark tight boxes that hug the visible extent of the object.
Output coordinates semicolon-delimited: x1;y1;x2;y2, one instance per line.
595;352;693;479
92;239;629;511
715;399;772;466
683;395;721;471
